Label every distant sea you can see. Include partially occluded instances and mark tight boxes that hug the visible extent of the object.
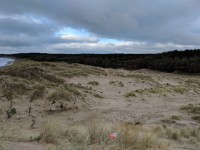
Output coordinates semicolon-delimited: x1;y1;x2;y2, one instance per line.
0;57;14;67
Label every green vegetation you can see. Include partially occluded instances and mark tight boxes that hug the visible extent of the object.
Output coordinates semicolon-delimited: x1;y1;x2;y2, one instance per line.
125;85;188;97
64;84;81;96
180;103;200;115
180;103;200;123
161;116;181;124
48;89;74;102
0;61;65;84
126;73;155;83
109;81;115;84
185;79;200;87
93;93;104;99
57;64;107;78
88;81;99;86
0;143;4;150
118;81;125;87
173;86;188;94
0;121;200;149
163;127;200;140
171;115;181;121
38;121;61;143
125;91;136;97
0;60;100;106
30;84;45;102
10;49;200;73
192;116;200;122
109;81;125;87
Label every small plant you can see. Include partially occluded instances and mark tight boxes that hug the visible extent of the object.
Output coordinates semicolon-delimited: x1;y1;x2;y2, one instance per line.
171;115;181;120
64;84;81;95
173;87;188;94
192;115;200;122
48;89;72;102
88;81;99;86
125;91;136;97
30;84;46;102
39;121;61;143
10;108;16;115
93;93;104;99
118;81;124;87
109;81;124;87
180;103;200;115
0;143;4;150
109;81;115;85
6;107;16;119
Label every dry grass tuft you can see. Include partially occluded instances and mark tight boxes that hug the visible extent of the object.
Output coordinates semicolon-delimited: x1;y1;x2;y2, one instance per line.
39;121;61;143
117;122;167;149
0;61;65;84
88;81;99;86
65;122;167;150
0;143;4;150
126;85;188;97
109;81;124;87
48;89;73;102
30;84;46;102
180;103;200;115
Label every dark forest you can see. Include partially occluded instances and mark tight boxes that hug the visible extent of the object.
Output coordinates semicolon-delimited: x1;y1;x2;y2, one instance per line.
1;49;200;73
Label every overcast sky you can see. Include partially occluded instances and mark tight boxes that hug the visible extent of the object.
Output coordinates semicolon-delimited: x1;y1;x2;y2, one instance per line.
0;0;200;54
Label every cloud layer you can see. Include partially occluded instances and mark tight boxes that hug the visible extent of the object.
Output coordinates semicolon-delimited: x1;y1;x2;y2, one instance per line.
0;0;200;53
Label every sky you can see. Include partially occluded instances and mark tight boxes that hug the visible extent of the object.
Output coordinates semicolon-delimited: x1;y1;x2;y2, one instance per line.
0;0;200;54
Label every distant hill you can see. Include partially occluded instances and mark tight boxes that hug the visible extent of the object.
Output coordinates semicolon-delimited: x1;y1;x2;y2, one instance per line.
1;49;200;73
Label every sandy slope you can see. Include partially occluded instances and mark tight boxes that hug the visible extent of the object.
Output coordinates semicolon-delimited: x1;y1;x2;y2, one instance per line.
65;69;200;126
0;63;200;149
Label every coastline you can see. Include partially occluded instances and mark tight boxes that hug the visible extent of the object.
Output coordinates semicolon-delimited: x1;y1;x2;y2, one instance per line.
0;57;15;68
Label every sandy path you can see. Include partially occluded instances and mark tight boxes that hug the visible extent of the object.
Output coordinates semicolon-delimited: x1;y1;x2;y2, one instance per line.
2;142;46;150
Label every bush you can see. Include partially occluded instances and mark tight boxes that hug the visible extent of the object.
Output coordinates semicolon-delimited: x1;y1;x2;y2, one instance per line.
88;81;99;86
39;121;61;143
48;89;72;102
30;84;46;102
192;115;200;122
180;103;200;115
125;91;136;97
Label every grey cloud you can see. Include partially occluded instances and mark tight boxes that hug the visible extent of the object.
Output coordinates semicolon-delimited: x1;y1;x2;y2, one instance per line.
0;0;200;53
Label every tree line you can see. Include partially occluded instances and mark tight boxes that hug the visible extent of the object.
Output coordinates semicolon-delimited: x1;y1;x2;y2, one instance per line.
1;49;200;73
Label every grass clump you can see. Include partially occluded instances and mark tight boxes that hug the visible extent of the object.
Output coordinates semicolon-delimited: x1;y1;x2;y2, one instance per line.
0;143;4;150
58;64;107;78
65;122;167;150
64;84;81;96
48;89;73;102
30;84;46;102
125;91;136;97
93;93;104;99
126;85;188;97
117;122;167;149
0;77;30;95
109;81;115;85
0;61;65;84
161;115;181;124
180;103;200;115
164;127;200;140
192;116;200;122
126;74;155;83
171;115;181;121
173;86;188;94
88;81;99;86
39;121;61;143
48;85;81;102
118;81;124;87
109;81;124;87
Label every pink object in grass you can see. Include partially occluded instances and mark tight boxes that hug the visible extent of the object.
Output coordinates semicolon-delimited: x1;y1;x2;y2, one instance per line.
109;132;117;140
